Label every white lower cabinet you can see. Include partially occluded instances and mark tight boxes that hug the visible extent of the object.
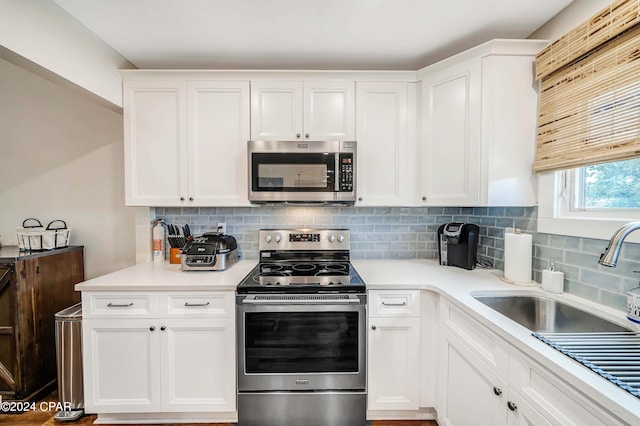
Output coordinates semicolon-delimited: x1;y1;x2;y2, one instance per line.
367;290;421;412
82;291;235;418
368;317;421;411
83;318;161;413
508;348;626;426
437;299;625;426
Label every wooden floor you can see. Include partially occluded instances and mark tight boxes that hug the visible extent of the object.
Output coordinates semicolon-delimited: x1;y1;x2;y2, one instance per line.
0;391;437;425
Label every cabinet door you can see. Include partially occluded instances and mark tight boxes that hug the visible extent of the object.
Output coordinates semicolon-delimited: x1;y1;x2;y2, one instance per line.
420;58;481;206
187;81;250;205
437;329;507;426
251;81;303;140
508;350;624;426
83;319;161;413
161;318;235;412
506;390;551;426
367;317;420;411
356;82;408;206
124;81;188;206
303;81;355;140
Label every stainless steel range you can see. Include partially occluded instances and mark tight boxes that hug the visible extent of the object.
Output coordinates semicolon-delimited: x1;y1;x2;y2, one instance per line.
236;229;366;426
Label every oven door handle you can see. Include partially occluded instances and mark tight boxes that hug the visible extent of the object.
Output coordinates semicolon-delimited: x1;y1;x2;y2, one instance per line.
241;295;362;304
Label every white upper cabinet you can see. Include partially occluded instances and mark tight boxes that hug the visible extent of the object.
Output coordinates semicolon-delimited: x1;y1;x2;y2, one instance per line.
123;80;250;206
356;82;410;206
251;80;355;141
124;81;188;206
418;40;547;206
420;58;481;206
187;81;250;206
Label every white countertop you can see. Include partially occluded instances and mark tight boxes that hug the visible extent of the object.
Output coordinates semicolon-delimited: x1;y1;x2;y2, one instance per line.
75;259;256;291
353;258;640;425
75;257;640;424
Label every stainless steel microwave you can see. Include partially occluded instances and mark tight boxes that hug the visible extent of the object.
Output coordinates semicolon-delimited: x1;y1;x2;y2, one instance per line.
248;140;356;204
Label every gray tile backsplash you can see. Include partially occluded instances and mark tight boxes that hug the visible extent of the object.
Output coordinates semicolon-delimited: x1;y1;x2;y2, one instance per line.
155;206;640;311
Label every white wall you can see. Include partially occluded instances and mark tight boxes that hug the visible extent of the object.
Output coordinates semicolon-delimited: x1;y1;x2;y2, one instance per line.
0;0;133;108
529;0;612;42
0;57;136;279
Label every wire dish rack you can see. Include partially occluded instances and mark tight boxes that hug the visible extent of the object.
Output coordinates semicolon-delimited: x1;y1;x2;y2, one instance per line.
16;218;71;251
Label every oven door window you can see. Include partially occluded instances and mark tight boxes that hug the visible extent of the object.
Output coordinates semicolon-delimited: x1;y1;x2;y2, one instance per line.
251;153;335;192
244;311;358;373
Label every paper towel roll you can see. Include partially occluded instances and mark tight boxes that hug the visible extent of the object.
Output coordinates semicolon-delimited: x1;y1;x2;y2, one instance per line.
503;231;533;286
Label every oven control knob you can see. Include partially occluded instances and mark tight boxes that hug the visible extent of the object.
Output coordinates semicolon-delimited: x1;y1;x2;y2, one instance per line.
328;235;336;243
274;234;282;243
338;235;345;243
265;235;272;243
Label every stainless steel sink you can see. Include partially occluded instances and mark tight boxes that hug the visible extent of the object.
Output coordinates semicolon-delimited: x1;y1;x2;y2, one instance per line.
473;295;632;333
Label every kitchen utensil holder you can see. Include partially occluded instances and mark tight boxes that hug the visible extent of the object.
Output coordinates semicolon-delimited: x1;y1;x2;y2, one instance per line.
16;218;71;251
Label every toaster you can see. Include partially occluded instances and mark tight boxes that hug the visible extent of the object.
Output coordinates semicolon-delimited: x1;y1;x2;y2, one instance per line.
181;232;238;271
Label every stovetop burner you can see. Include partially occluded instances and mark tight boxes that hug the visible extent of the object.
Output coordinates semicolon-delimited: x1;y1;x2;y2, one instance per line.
237;229;365;294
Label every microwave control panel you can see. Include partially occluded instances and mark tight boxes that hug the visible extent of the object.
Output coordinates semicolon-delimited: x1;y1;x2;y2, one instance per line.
339;153;354;192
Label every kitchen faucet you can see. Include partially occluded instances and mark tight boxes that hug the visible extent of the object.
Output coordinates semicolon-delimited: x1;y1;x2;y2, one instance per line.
598;221;640;267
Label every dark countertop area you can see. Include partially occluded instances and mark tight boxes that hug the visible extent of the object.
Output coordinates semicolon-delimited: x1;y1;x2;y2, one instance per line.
0;245;84;262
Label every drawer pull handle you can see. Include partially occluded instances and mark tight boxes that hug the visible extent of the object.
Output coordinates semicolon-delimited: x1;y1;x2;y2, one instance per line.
382;301;407;307
493;387;502;396
184;302;210;307
507;401;517;412
107;302;134;308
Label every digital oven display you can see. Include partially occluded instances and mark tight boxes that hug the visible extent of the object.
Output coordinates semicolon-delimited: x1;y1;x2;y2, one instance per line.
289;233;320;242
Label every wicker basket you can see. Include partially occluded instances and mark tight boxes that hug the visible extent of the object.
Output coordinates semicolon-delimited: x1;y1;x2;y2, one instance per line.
16;219;71;251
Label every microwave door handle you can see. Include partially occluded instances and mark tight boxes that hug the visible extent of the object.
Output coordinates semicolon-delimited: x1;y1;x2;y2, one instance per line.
334;153;339;191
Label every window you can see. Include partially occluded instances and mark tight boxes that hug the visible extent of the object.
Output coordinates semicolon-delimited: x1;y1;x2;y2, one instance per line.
535;1;640;241
571;158;640;211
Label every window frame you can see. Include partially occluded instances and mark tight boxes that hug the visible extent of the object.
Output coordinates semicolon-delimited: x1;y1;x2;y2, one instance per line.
537;171;640;243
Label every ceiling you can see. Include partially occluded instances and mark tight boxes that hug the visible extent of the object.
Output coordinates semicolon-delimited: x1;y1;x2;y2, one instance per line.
52;0;572;70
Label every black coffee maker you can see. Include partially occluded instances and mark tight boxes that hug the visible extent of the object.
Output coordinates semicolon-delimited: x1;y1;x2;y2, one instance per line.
437;222;479;270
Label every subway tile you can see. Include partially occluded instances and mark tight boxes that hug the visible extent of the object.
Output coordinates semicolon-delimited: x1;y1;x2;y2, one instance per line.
534;246;564;262
444;207;461;215
418;216;438;224
487;227;504;238
488;207;506;217
580;269;624;293
565;280;600;303
548;234;580;251
532;233;550;246
598;290;627;311
504;207;525;217
620;241;640;261
475;216;496;226
461;207;475;215
581;238;609;255
495;218;515;228
435;215;453;224
473;207;488;216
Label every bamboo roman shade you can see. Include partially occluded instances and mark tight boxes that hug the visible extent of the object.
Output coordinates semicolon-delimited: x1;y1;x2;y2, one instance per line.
533;0;640;173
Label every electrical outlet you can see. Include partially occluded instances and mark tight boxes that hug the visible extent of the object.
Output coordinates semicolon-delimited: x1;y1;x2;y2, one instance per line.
217;222;226;234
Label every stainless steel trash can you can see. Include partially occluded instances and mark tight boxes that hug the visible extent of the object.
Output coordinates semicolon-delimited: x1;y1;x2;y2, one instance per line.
54;302;84;421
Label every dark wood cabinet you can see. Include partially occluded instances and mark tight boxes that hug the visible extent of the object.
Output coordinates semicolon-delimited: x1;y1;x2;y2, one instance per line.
0;246;84;402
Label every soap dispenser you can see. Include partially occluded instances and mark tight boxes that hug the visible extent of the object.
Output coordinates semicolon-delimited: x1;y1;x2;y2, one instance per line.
541;259;564;293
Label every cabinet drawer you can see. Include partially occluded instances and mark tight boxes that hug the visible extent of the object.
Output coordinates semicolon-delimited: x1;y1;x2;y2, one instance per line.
83;292;159;319
440;299;508;378
160;292;234;318
369;290;421;317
